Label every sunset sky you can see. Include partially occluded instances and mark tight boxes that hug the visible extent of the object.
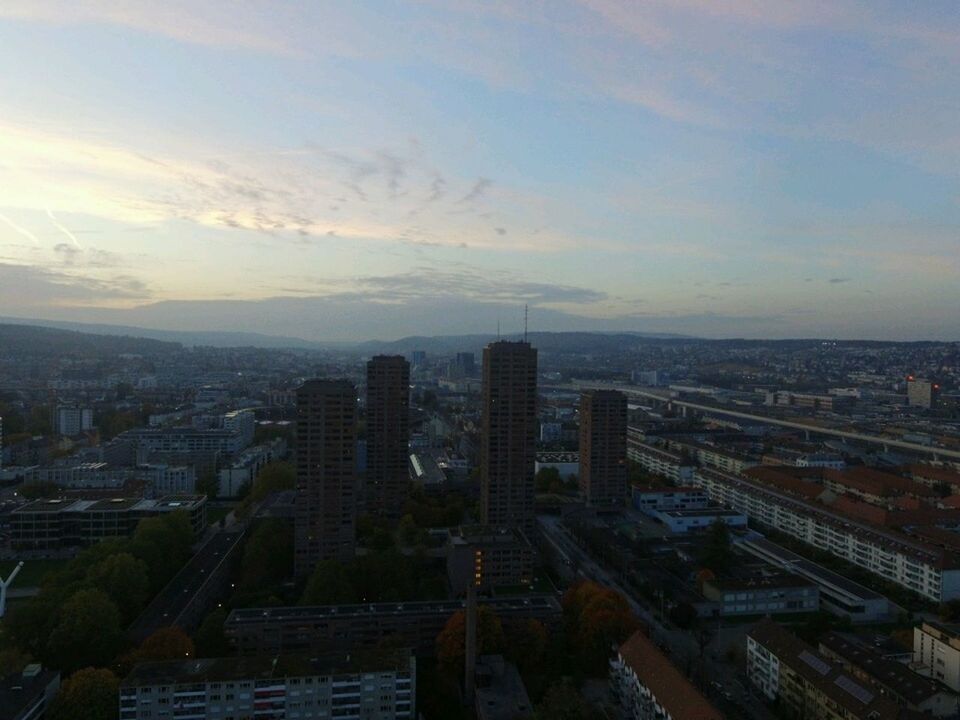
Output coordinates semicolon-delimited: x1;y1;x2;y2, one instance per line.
1;1;958;341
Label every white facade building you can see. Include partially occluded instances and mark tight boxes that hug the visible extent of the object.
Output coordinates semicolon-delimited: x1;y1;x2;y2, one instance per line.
915;622;960;692
54;405;94;435
120;651;416;720
694;467;960;602
626;434;695;483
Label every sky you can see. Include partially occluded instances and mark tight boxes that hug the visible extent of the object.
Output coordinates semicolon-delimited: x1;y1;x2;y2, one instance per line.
0;1;958;341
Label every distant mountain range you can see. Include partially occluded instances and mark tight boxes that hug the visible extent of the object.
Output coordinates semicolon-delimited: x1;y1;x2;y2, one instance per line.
0;322;181;357
0;317;690;354
0;317;323;350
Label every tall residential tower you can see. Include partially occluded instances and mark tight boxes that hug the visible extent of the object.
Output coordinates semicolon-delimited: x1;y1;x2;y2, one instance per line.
366;355;410;518
480;340;538;532
579;389;628;507
294;379;357;577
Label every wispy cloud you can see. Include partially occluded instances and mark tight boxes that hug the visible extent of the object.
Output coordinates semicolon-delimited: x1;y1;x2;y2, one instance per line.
0;211;40;245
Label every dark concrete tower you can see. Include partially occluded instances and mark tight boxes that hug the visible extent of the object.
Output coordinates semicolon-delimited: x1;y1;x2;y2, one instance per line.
366;355;410;519
579;389;628;507
480;340;538;532
294;379;357;578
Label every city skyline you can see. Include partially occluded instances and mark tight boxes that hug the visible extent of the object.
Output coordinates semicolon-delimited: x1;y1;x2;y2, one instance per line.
1;2;959;341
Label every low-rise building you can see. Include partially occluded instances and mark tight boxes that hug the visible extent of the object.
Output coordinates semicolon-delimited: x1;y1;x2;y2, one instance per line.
701;572;819;617
120;650;416;720
631;486;707;513
534;452;579;479
611;630;722;720
474;655;532;720
651;507;747;534
738;536;889;622
747;619;903;720
447;525;534;596
225;595;562;658
10;495;206;549
819;631;957;717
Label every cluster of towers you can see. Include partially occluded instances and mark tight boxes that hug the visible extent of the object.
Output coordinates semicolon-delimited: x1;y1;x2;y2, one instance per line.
293;340;627;579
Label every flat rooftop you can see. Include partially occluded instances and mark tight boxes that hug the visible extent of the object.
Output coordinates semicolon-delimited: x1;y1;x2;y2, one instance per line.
122;649;413;687
227;594;561;626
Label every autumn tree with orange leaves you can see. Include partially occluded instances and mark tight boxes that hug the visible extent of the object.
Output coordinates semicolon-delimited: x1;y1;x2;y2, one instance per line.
562;580;640;674
435;606;506;673
118;626;195;675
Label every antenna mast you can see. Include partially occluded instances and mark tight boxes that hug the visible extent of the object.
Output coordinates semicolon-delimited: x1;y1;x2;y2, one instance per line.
524;304;528;342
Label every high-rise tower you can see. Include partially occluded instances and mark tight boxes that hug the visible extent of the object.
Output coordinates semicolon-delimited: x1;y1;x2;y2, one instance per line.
366;355;410;519
294;379;357;578
579;389;628;507
480;340;538;532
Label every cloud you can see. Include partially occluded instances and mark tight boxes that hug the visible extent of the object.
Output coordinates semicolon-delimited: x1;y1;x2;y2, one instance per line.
279;267;608;306
0;262;151;305
0;211;40;245
828;277;851;284
457;178;493;204
0;125;577;253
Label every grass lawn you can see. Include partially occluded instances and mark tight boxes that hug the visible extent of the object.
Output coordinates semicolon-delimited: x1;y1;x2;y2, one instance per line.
0;558;70;587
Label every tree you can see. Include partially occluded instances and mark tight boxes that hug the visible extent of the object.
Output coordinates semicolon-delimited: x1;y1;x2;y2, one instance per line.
239;519;293;590
436;606;506;673
301;560;358;605
194;609;231;657
196;469;220;500
86;552;150;623
129;512;194;591
534;681;602;720
562;581;640;674
506;619;548;673
536;467;561;493
46;589;123;672
47;667;120;720
119;627;194;675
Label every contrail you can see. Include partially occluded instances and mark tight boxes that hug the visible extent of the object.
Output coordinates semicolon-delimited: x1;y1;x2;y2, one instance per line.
0;212;40;245
47;209;82;248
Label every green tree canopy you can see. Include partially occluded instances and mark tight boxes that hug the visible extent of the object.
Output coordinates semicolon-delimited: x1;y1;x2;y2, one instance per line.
86;552;150;623
46;589;123;673
48;667;120;720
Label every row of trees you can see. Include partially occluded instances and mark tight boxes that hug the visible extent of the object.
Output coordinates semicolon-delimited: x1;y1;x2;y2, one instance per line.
301;548;447;605
5;512;195;673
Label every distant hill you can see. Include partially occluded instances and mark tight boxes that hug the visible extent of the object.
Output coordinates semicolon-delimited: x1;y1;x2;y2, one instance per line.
0;323;182;358
0;317;322;349
353;330;692;356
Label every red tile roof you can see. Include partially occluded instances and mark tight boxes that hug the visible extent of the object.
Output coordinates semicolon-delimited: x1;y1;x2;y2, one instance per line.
618;631;723;720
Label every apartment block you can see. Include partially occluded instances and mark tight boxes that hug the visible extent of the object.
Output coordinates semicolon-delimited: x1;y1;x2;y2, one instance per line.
480;341;538;533
365;356;410;518
694;468;960;602
578;389;628;507
295;379;358;577
120;650;416;720
610;631;722;720
626;433;695;483
747;619;908;720
914;622;960;693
